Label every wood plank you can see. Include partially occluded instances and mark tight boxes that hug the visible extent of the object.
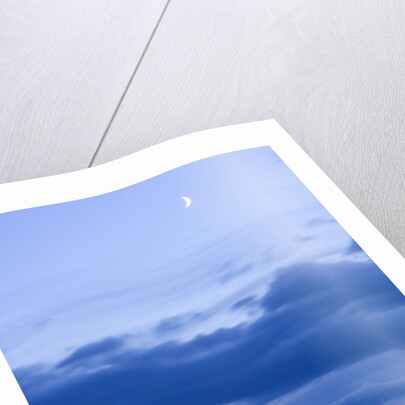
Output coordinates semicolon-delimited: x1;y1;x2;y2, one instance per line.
0;0;168;183
93;0;405;255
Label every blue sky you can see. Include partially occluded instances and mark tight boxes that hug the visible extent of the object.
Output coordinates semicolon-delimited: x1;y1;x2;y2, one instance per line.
0;147;404;404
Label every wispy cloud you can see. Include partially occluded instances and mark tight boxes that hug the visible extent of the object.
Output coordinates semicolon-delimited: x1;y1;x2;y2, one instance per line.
15;258;405;405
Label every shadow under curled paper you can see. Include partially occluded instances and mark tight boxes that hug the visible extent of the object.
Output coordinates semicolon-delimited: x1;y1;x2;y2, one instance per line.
0;122;405;404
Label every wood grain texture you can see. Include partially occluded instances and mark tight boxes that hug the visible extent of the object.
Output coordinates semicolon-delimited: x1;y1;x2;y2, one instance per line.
0;0;168;183
93;0;405;255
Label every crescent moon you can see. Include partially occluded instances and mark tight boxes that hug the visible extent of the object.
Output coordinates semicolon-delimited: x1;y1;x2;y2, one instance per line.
182;196;191;208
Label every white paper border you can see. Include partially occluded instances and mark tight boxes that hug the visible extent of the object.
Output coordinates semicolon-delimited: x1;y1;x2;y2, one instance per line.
0;351;28;405
1;119;404;403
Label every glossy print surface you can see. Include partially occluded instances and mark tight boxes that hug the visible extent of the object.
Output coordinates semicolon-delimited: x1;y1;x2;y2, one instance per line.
1;147;405;404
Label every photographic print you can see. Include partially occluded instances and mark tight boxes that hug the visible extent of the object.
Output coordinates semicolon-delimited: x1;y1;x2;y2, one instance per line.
1;145;405;404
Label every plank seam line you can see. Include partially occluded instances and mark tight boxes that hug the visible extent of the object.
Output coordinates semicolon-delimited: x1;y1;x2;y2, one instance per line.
88;0;172;167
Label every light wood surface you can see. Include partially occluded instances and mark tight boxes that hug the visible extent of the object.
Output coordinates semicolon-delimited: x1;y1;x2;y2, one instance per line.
0;0;168;182
2;0;405;255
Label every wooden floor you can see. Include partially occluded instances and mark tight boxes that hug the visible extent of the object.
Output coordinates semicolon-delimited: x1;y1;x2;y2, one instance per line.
1;0;405;256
